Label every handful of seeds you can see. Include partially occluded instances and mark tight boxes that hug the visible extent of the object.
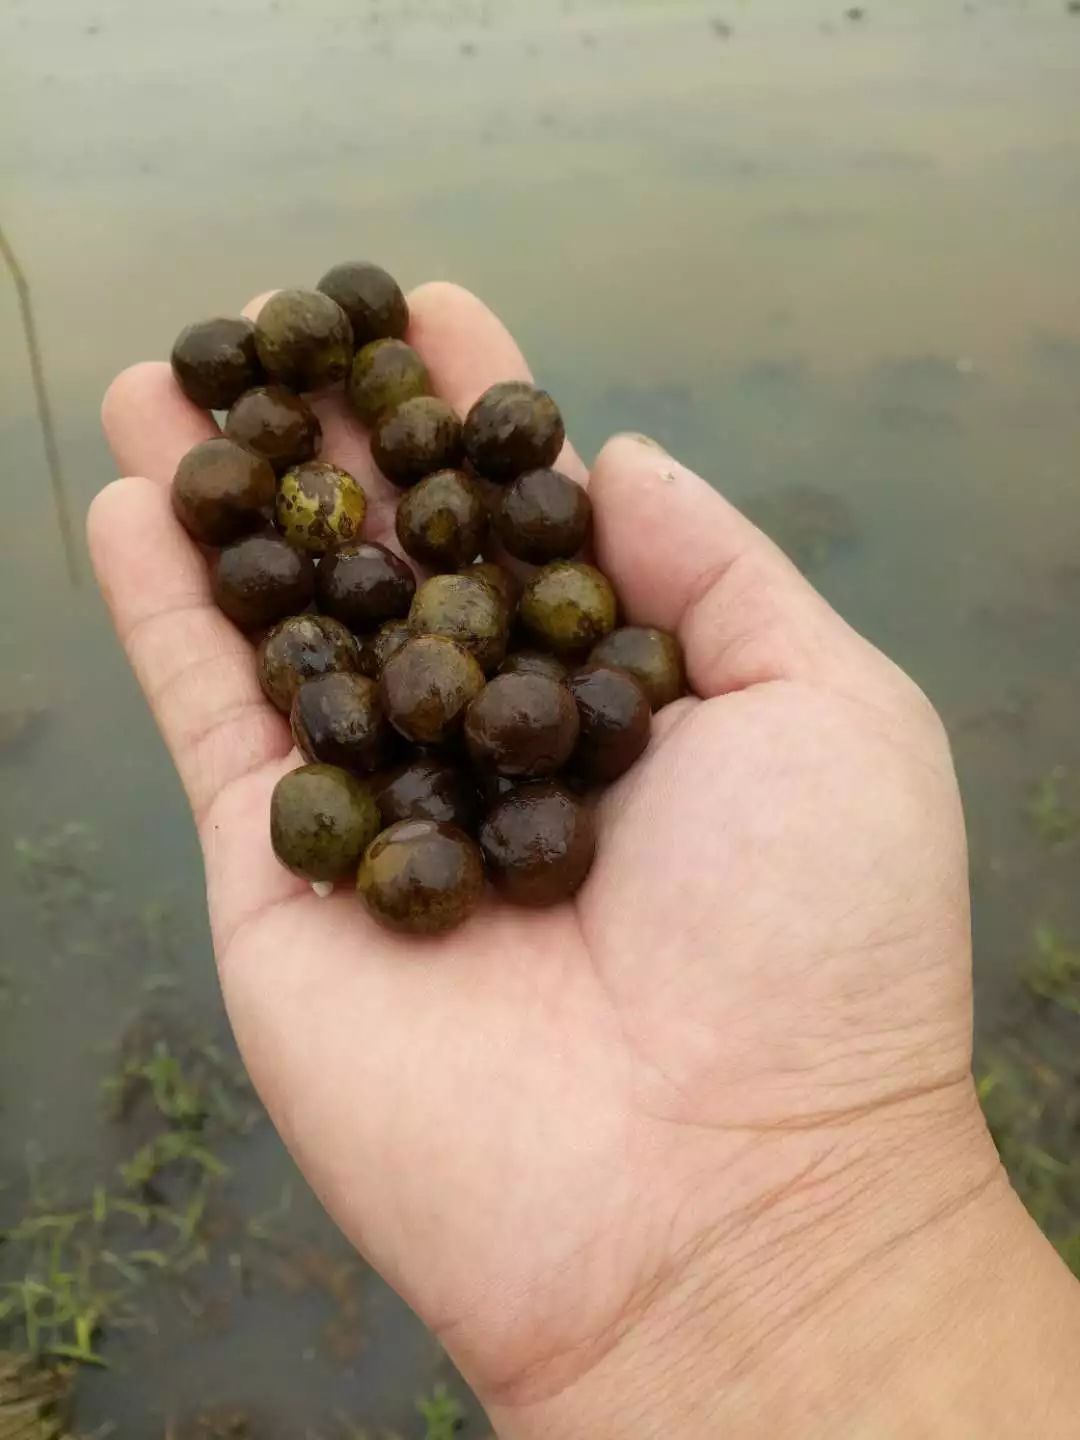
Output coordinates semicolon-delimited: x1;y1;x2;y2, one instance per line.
169;262;686;935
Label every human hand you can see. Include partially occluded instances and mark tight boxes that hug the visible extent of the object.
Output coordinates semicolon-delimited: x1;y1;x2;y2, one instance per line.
89;283;1080;1438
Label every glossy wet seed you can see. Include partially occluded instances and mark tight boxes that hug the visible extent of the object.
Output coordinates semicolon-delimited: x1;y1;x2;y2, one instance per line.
347;339;430;427
270;764;381;882
588;626;686;710
395;469;488;570
519;562;617;656
568;664;651;783
254;288;352;391
357;819;484;935
463;381;565;484
212;534;315;629
480;781;596;907
224;386;321;475
276;461;367;555
498;650;568;683
374;757;477;831
380;635;486;745
169;272;679;934
316;542;416;631
465;673;579;778
495;468;591;563
256;614;358;714
171;437;276;546
372;397;464;489
317;261;409;345
171;316;263;410
409;573;508;674
290;672;387;774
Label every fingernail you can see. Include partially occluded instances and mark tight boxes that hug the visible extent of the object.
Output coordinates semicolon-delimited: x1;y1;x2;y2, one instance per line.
614;431;668;454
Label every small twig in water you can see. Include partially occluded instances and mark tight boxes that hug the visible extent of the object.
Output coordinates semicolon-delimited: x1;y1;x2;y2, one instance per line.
0;223;80;587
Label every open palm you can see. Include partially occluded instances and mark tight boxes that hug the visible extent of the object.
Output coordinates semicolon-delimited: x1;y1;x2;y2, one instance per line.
89;283;994;1432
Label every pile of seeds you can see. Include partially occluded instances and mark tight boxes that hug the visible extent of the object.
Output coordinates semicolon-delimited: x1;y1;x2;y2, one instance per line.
169;262;686;935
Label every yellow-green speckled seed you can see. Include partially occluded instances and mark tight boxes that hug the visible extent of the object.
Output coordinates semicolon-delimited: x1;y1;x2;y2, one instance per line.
520;561;617;656
276;461;367;556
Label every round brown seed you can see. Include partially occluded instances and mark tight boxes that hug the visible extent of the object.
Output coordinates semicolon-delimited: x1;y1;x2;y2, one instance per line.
465;673;579;778
395;469;488;571
170;317;263;410
568;664;651;783
171;437;276;546
495;468;591;563
380;635;486;745
371;397;463;488
316;543;416;631
212;534;315;630
257;614;359;713
357;820;484;935
480;782;596;907
225;386;321;475
290;672;387;774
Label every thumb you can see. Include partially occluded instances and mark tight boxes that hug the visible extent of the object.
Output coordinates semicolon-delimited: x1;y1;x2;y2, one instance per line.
590;434;898;702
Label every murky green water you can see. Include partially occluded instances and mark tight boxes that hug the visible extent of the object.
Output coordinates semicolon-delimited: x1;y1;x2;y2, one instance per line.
4;0;1080;1431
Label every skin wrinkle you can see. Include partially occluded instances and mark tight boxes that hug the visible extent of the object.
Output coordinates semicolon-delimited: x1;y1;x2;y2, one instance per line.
477;1004;967;1410
731;1166;1004;1393
184;703;288;821
148;639;258;711
120;596;212;653
485;1072;987;1412
623;1124;1001;1414
486;1140;860;1411
197;756;287;862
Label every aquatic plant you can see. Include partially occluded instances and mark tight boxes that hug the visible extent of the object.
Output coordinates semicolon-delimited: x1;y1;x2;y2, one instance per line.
1026;768;1080;850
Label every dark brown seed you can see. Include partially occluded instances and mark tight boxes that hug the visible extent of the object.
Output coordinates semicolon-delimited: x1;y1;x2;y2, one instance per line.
498;650;568;683
588;627;686;710
372;397;463;488
568;664;651;783
170;317;263;410
465;673;579;778
316;542;416;632
257;614;359;713
270;764;381;882
463;381;565;484
254;289;353;391
519;562;617;656
290;672;387;774
395;469;488;570
171;437;276;546
380;635;486;745
317;261;409;345
347;339;431;427
480;781;596;906
409;574;508;674
374;757;477;831
275;461;367;555
358;618;412;679
224;386;322;475
357;819;484;935
495;469;591;563
212;534;315;630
